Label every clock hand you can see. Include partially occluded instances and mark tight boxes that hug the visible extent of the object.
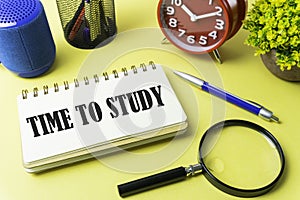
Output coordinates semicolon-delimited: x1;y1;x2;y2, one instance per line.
195;11;220;20
181;4;196;22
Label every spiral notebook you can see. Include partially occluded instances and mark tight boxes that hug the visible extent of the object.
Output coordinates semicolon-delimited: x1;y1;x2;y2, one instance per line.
17;62;188;173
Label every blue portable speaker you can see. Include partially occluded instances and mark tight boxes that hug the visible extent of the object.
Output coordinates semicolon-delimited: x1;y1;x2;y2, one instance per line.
0;0;56;77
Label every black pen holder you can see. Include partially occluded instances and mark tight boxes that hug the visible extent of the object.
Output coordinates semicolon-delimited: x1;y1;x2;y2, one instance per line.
56;0;117;49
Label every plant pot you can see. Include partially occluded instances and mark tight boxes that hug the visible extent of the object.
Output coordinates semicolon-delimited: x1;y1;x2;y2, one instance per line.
260;49;300;81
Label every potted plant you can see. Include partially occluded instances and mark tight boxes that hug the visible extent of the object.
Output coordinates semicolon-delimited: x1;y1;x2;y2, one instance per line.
243;0;300;81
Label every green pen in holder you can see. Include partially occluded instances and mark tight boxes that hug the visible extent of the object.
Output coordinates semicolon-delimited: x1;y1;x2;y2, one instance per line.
56;0;117;49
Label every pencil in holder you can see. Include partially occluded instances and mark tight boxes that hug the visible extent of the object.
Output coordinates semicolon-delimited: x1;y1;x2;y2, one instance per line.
56;0;117;49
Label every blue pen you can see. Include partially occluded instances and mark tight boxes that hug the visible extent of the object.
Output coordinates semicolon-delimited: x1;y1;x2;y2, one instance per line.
174;70;279;123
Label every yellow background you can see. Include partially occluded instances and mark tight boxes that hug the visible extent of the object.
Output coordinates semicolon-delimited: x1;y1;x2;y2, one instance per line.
1;0;299;199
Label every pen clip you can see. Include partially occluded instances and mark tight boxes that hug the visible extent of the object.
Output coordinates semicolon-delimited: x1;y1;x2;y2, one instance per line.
246;100;263;108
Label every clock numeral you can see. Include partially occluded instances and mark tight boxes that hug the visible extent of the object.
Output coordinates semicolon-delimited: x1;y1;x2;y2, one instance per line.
215;19;225;30
199;35;208;45
171;0;182;6
166;6;175;15
187;35;196;44
169;18;178;28
208;31;218;40
215;6;223;16
180;32;218;46
178;29;186;37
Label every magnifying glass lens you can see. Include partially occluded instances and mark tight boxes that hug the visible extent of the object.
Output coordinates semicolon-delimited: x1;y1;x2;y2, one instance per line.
201;125;282;190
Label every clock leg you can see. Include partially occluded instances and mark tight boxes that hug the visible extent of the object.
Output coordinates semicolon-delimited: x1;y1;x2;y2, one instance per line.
161;37;170;44
211;49;223;64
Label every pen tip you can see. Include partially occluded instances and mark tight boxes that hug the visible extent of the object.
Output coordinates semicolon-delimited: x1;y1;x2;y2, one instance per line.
271;115;280;123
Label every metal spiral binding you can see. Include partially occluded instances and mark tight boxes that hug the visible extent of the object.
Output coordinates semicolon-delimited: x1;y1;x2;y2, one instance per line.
131;65;138;74
43;85;49;95
64;81;69;90
22;89;28;99
122;68;128;76
54;83;59;92
21;61;156;99
140;63;147;71
103;72;109;80
74;78;79;87
94;74;100;83
113;70;119;78
33;87;38;97
84;77;89;85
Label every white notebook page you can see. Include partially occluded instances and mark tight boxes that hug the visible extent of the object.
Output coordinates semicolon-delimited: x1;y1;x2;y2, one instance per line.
17;64;187;164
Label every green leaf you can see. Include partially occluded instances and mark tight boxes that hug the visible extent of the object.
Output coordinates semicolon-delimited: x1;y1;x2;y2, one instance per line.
243;0;300;70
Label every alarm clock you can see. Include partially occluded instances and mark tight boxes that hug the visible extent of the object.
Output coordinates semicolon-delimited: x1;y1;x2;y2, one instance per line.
157;0;247;54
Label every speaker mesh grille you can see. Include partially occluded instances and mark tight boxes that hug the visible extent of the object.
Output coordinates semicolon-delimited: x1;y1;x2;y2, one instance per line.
0;0;39;27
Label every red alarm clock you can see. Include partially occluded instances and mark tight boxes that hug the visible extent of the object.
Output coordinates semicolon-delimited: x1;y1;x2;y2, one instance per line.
157;0;247;54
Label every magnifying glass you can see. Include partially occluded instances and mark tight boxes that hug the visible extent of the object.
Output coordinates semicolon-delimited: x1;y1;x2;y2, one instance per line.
117;120;285;198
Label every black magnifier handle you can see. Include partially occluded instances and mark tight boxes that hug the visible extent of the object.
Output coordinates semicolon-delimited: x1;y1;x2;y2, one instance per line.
118;167;186;197
118;164;202;197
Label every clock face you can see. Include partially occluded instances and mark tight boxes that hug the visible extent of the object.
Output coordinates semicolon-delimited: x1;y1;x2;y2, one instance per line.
158;0;230;53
